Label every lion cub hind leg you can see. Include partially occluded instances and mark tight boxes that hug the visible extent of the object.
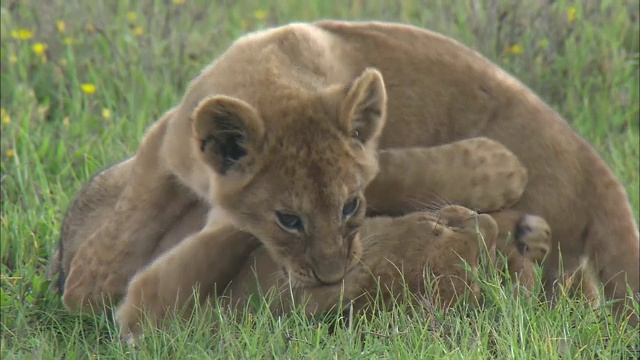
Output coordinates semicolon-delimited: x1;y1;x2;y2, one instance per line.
62;111;198;312
51;157;133;296
493;211;605;307
366;137;528;215
63;183;196;312
560;258;602;308
116;222;259;342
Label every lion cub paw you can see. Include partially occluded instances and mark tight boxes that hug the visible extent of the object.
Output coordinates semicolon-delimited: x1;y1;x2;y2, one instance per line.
436;205;499;253
501;214;552;294
115;271;159;343
458;138;528;212
116;300;143;344
514;214;552;263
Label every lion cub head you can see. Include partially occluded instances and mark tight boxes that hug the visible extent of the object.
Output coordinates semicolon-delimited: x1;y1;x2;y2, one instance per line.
192;68;387;286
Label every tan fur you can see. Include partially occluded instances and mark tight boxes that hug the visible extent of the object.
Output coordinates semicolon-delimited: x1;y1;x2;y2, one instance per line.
53;137;526;295
115;205;551;341
51;141;536;340
48;157;134;291
61;21;638;324
50;152;543;340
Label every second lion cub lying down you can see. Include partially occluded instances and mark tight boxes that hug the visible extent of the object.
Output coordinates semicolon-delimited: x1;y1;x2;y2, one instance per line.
117;204;551;340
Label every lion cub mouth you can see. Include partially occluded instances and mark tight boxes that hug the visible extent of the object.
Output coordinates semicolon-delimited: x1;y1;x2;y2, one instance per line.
281;266;356;289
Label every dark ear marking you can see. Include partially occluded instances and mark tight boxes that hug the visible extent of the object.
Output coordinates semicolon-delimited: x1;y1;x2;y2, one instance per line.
199;115;248;174
193;96;264;175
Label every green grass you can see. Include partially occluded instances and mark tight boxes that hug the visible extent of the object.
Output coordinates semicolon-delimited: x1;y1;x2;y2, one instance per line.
1;0;638;358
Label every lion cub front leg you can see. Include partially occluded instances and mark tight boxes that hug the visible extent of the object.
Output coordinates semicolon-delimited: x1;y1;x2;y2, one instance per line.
116;220;259;342
366;138;528;215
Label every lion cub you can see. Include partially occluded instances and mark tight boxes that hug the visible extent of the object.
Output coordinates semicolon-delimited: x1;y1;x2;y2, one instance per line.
62;21;638;325
116;205;551;340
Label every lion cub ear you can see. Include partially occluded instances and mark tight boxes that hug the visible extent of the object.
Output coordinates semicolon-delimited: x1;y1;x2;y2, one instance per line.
340;68;387;147
192;96;265;175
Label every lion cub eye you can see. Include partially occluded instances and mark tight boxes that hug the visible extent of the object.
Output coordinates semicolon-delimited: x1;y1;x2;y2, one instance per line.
275;211;304;232
342;198;360;219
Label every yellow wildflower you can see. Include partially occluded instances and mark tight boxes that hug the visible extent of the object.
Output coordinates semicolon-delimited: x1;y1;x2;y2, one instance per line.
102;108;111;119
126;11;137;22
63;117;70;127
85;23;95;34
172;0;185;4
62;37;76;46
254;10;268;20
81;83;96;95
56;21;66;33
1;108;9;124
506;44;523;55
32;42;47;55
8;54;18;63
37;105;47;117
567;6;577;23
11;29;33;40
134;26;144;37
6;149;15;158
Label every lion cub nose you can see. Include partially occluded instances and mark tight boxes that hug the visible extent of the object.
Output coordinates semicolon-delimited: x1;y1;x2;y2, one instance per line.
311;257;347;285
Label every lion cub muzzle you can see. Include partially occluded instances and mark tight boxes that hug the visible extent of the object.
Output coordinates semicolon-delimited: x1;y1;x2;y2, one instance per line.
309;231;360;285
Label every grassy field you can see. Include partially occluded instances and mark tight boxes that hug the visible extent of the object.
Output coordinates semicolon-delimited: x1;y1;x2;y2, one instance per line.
1;0;638;358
